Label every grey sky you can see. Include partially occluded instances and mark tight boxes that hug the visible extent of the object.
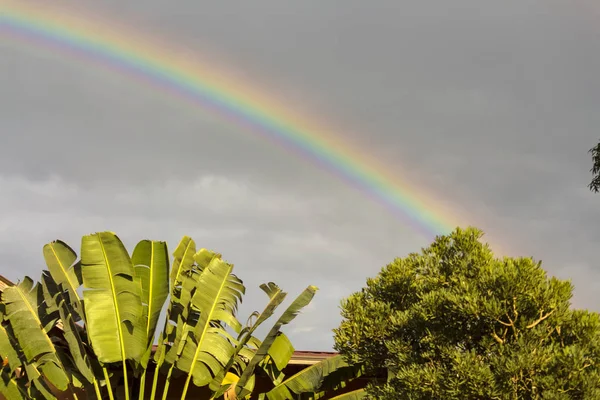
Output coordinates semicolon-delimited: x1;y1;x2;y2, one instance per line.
1;0;599;351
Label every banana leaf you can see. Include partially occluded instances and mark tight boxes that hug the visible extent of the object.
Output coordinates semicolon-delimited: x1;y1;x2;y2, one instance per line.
154;237;198;366
41;272;99;387
26;367;58;400
163;270;202;367
0;321;22;375
80;232;146;364
262;355;364;400
131;240;170;398
0;305;66;400
154;248;232;399
170;236;196;290
132;240;169;346
177;256;244;392
163;249;227;369
2;277;71;391
236;285;318;398
0;370;26;400
43;241;84;320
210;283;288;398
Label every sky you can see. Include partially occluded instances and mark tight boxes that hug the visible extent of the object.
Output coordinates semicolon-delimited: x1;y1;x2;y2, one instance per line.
1;0;600;351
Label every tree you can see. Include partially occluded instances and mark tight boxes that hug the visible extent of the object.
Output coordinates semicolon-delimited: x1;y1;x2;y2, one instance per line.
333;227;600;400
589;140;600;192
1;231;350;400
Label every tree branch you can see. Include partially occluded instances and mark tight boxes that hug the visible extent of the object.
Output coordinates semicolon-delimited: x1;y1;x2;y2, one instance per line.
492;331;504;344
526;310;555;329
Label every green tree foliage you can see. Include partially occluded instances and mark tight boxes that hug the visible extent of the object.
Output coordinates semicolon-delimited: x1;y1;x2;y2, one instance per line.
334;227;600;399
589;140;600;192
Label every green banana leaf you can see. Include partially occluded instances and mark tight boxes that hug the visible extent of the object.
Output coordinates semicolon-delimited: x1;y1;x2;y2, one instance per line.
177;255;244;390
153;248;234;399
210;283;289;398
170;236;196;290
151;241;227;400
132;240;169;345
236;285;318;398
131;240;170;398
2;277;71;391
0;370;26;400
26;366;58;400
163;248;226;368
176;248;221;323
253;283;288;328
43;241;84;320
0;305;66;400
41;271;99;386
163;271;202;367
0;321;22;375
193;247;222;272
80;232;146;364
154;237;198;366
266;333;294;373
262;355;364;400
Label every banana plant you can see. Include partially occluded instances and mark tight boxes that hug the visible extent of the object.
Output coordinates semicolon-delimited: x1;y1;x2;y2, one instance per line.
0;231;363;400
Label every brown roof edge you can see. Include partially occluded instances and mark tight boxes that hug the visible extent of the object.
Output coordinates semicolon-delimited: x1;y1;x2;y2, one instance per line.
0;275;14;292
149;345;337;365
288;351;338;365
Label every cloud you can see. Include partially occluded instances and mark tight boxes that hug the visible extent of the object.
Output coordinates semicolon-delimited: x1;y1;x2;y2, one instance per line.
3;0;600;351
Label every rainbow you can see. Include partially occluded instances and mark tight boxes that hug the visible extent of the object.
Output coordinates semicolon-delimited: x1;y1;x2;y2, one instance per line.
0;0;462;239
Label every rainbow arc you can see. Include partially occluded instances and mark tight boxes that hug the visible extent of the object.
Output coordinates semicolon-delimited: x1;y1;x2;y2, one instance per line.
1;0;466;240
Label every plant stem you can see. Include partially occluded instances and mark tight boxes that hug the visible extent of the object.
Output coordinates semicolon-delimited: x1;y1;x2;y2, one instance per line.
103;367;115;400
122;360;130;400
149;363;161;400
161;364;175;400
138;370;146;400
93;380;102;400
181;368;193;400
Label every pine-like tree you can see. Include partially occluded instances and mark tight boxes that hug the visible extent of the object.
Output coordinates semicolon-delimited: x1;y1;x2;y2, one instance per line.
334;227;600;399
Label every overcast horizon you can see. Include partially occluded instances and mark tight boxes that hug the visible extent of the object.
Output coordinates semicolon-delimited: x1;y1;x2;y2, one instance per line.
2;0;600;351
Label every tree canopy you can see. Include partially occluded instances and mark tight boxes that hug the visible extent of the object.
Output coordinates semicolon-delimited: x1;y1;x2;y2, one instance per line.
589;140;600;192
334;227;600;399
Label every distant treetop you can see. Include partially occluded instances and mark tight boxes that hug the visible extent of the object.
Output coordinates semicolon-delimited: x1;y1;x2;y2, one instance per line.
589;140;600;192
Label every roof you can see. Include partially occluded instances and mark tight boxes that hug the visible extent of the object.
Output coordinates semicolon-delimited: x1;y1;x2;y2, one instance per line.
288;351;337;365
0;275;14;293
150;345;338;365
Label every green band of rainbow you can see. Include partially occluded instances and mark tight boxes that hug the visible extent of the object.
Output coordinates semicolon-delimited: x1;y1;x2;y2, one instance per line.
1;1;459;239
